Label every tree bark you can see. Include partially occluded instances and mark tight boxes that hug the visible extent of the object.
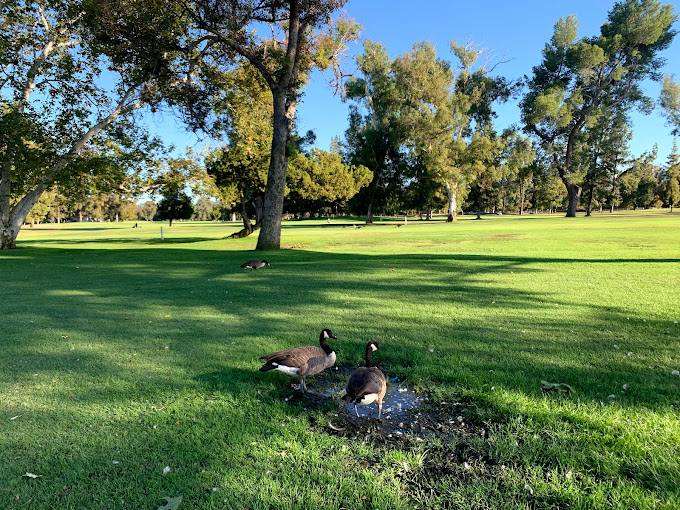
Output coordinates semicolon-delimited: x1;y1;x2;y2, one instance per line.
240;196;253;235
566;183;582;217
256;87;292;250
366;199;374;224
585;182;594;217
519;180;525;215
445;183;458;222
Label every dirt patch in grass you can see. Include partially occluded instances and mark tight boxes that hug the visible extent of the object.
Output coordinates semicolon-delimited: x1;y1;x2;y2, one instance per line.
283;364;488;450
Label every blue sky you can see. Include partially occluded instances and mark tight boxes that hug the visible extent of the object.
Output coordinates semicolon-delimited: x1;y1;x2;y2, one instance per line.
150;0;680;166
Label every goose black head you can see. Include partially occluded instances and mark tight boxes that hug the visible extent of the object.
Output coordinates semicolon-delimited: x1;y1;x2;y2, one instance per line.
262;260;271;266
368;341;380;351
321;328;338;340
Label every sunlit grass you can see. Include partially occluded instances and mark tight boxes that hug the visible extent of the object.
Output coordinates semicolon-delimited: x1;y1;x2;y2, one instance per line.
1;211;679;509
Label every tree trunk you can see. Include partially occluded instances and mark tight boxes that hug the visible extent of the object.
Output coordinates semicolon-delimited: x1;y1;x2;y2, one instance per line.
366;199;374;224
519;180;525;215
0;219;19;250
169;218;173;226
252;195;264;223
566;183;582;217
445;183;457;222
241;198;253;235
256;88;292;251
585;182;594;217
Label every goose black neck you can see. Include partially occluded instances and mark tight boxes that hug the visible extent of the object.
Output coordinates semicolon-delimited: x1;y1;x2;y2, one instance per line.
319;337;333;355
365;343;374;367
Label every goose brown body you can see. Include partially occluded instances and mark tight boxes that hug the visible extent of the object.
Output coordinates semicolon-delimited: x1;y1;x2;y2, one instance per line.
259;329;337;393
342;342;387;418
241;259;271;270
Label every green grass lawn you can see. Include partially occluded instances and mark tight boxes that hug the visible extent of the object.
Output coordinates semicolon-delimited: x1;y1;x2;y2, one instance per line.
1;211;679;509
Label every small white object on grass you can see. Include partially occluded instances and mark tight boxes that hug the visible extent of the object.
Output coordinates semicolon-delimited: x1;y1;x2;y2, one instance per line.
608;394;616;399
524;484;534;495
623;384;630;390
672;370;679;376
162;466;171;476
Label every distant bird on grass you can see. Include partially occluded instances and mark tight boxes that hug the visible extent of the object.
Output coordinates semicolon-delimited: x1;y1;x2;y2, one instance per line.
241;259;271;270
343;341;387;419
259;329;338;394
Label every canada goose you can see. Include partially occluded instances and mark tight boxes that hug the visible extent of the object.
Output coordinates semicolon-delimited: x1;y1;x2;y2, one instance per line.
342;341;387;419
241;259;271;270
259;329;338;393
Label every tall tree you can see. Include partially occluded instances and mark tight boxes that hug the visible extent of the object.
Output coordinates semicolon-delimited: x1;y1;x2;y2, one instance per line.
344;40;404;223
180;0;360;250
206;64;272;236
663;141;680;211
521;1;677;217
0;0;178;249
501;130;535;215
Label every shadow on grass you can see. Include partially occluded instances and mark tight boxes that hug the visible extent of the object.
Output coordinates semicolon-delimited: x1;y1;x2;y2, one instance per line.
2;244;679;507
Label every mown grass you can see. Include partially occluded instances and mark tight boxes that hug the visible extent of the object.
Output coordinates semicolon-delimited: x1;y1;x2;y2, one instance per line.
1;211;679;509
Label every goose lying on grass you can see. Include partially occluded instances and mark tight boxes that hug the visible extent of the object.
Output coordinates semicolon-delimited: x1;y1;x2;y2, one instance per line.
241;259;271;270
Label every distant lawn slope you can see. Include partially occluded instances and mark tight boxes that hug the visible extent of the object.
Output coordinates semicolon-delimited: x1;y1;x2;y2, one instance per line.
1;212;679;509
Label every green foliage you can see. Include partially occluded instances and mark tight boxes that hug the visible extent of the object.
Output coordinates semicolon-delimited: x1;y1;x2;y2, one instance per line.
287;149;372;212
522;0;677;214
660;75;680;134
138;201;158;221
156;191;193;225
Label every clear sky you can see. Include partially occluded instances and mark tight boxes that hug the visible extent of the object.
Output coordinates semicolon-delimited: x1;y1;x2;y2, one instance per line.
151;0;680;166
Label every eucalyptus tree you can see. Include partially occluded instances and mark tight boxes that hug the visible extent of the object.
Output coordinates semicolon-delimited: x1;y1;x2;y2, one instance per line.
344;40;404;223
500;131;535;214
176;0;359;249
521;0;677;217
394;41;511;221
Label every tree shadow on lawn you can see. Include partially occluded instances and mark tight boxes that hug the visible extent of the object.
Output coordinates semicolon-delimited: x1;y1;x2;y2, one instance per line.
2;246;679;507
1;246;677;404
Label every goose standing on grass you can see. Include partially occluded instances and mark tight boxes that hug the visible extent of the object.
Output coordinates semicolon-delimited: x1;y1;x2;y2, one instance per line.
241;259;271;270
342;341;387;419
259;329;338;393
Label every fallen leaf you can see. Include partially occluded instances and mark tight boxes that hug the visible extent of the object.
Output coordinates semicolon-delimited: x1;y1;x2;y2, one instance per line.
157;496;182;510
343;301;350;305
540;381;575;394
327;422;345;432
23;473;41;478
61;335;68;339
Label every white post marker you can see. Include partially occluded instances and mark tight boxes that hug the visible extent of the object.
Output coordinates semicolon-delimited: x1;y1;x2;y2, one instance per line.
161;227;164;240
404;215;407;225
